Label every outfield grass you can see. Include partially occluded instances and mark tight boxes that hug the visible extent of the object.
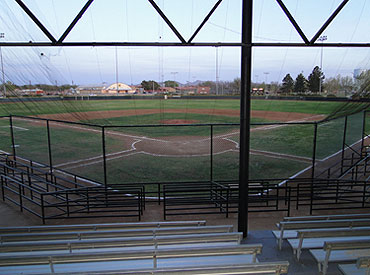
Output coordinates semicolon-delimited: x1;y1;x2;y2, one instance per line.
0;98;344;118
87;113;265;137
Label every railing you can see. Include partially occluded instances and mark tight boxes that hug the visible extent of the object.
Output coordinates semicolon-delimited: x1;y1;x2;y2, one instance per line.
42;185;143;223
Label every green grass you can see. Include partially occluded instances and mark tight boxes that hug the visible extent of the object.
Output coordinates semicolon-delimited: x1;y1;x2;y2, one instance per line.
0;98;366;187
0;119;130;165
250;124;315;158
0;98;345;118
67;151;308;187
86;113;267;137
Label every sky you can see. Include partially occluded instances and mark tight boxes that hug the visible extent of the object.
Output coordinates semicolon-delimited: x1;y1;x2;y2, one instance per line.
0;0;369;86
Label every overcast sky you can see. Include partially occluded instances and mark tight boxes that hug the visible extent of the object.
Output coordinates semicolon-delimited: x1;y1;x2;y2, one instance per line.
0;0;369;86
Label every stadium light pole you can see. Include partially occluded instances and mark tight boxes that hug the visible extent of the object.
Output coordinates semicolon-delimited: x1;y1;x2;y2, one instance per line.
0;32;6;98
238;0;253;238
318;35;327;94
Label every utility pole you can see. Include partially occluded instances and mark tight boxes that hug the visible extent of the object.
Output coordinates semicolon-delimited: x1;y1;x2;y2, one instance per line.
115;46;119;93
216;47;219;95
171;72;178;85
0;33;6;98
318;35;327;94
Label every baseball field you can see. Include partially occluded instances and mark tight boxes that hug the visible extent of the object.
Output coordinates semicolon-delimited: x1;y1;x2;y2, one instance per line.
0;98;366;185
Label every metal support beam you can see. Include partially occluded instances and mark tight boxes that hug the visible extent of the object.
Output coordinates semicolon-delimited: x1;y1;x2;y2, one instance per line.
310;0;349;44
14;0;57;44
0;42;368;48
238;0;253;238
102;126;107;190
188;0;223;43
147;0;186;43
275;0;309;44
312;123;318;179
46;120;53;175
9;115;16;159
58;0;95;43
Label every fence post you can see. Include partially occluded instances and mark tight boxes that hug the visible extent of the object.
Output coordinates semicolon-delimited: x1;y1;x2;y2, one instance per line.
1;176;4;201
9;115;16;160
361;110;366;158
310;123;318;215
41;194;45;224
341;116;348;174
210;124;213;182
311;123;318;179
46;120;53;175
102;126;107;190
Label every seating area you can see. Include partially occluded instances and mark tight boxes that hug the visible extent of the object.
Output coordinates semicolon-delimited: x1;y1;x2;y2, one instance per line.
273;213;370;275
0;154;144;223
0;221;289;275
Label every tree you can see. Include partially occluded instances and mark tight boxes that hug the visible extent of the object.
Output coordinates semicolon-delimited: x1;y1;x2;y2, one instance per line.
141;80;160;91
164;80;179;88
294;73;307;94
280;74;294;94
355;70;370;97
230;78;240;94
339;76;354;96
308;66;325;93
324;76;340;95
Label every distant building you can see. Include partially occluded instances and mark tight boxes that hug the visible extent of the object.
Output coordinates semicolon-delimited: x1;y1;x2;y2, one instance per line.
159;87;176;93
176;86;197;94
20;89;45;96
196;87;210;94
76;84;105;95
102;83;136;94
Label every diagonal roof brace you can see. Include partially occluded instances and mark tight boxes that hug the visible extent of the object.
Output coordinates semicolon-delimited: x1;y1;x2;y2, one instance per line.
15;0;57;44
310;0;349;44
188;0;223;43
147;0;186;44
57;0;95;44
275;0;310;44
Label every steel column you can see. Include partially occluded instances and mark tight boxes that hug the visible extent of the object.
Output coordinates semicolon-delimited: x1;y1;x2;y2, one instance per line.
210;125;213;182
9;115;16;159
361;110;366;157
238;0;253;237
341;116;348;174
46;120;53;174
102;126;107;190
312;123;318;179
310;123;318;215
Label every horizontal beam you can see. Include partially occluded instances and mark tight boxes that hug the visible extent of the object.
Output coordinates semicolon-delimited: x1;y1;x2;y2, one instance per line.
0;42;369;47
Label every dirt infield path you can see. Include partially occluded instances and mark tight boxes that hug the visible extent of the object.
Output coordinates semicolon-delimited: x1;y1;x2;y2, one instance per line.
38;109;325;123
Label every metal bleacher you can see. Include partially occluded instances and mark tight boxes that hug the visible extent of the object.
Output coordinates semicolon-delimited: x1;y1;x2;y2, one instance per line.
0;154;144;223
274;214;370;275
0;221;289;275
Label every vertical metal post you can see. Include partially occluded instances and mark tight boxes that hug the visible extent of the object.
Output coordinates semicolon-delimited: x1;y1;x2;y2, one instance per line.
41;194;45;224
238;0;253;237
46;120;53;174
341;116;348;174
9;116;16;159
312;123;318;179
310;123;318;214
102;126;108;190
210;125;213;182
361;111;366;158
